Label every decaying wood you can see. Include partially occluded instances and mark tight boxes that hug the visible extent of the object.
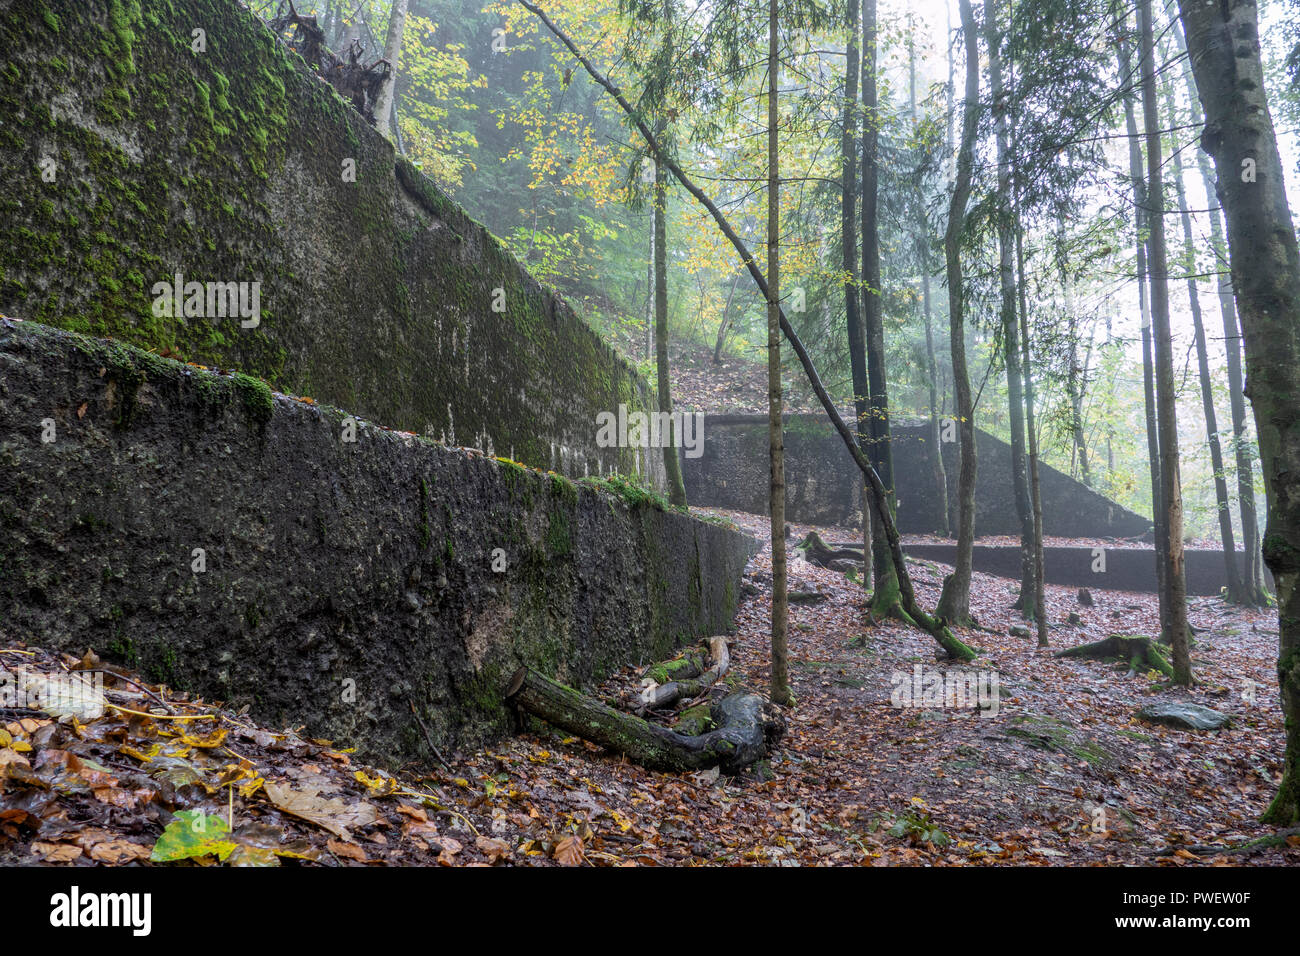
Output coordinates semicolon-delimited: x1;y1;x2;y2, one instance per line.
639;636;730;712
1055;635;1173;677
268;1;392;124
506;667;784;775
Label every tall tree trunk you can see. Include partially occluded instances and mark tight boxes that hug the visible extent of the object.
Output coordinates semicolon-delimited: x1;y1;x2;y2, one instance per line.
1138;0;1192;684
936;0;980;626
841;0;871;586
1118;24;1172;636
654;150;688;507
982;0;1034;615
861;0;897;612
1016;226;1048;646
1006;19;1047;645
373;0;409;138
1173;21;1270;606
1175;0;1300;825
910;33;948;538
1161;74;1244;599
767;0;790;706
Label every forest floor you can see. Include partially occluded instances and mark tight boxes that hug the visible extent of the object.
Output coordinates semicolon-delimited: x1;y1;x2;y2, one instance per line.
2;510;1293;867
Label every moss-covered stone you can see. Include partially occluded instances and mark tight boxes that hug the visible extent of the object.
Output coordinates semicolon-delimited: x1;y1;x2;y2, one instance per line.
0;0;667;491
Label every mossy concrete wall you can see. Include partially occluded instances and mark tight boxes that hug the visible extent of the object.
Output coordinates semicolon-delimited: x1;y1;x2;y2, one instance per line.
0;0;664;486
0;319;758;765
685;412;1152;538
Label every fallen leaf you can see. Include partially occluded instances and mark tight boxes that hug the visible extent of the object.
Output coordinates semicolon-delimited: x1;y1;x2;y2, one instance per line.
89;840;151;864
150;810;238;863
264;780;378;841
32;842;82;862
554;834;585;866
328;838;368;862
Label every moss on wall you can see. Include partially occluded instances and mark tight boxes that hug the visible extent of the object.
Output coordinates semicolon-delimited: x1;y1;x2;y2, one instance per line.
1;0;664;488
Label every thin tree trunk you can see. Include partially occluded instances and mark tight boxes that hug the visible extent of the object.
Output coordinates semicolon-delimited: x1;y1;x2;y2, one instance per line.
861;0;897;611
936;0;980;627
841;0;871;588
373;0;409;137
1161;73;1243;599
654;147;688;507
1176;0;1300;825
1173;21;1269;606
1006;17;1047;644
982;0;1034;615
910;33;948;538
1016;216;1048;646
1138;0;1192;684
1065;312;1091;488
767;0;790;705
645;207;655;360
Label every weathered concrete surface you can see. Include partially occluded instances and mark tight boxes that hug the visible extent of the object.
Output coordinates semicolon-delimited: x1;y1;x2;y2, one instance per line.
0;0;663;487
0;320;758;765
683;412;1152;538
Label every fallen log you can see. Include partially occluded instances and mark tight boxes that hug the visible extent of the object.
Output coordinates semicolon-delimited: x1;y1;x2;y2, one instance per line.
506;667;784;774
640;636;730;712
1054;635;1173;677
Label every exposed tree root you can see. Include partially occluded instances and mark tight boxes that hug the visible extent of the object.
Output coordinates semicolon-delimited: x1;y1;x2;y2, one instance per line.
268;1;392;123
1055;635;1173;677
1156;827;1300;857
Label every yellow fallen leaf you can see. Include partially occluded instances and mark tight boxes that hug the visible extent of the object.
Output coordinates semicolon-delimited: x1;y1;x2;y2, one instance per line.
180;728;228;749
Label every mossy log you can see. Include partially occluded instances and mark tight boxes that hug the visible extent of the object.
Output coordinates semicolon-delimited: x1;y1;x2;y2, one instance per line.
641;648;708;686
506;667;784;774
640;636;730;712
1055;635;1174;677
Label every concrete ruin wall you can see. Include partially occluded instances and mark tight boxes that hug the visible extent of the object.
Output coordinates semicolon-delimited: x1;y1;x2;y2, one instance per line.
684;413;1152;539
0;0;664;487
0;320;757;765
